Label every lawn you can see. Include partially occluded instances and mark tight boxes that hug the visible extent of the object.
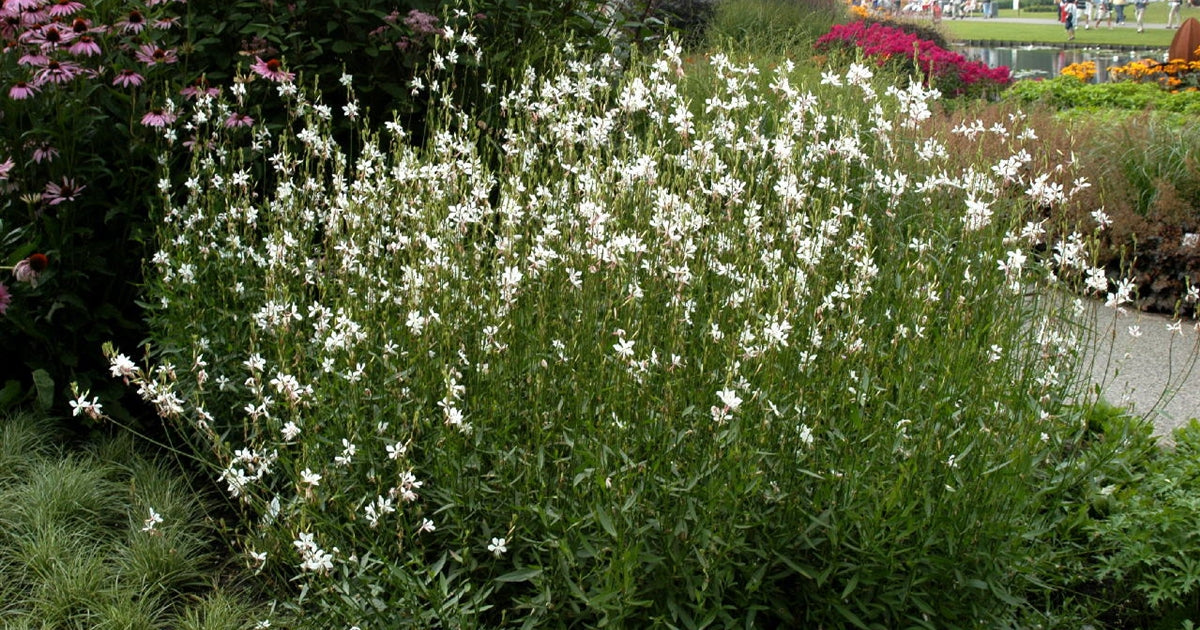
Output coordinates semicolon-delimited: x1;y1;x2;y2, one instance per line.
930;2;1199;45
944;16;1180;45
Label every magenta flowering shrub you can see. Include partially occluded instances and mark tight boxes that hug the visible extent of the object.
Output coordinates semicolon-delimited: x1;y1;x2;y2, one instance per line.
815;20;1012;98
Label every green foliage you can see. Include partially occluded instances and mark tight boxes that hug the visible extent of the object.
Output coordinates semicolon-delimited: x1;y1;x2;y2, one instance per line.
0;0;189;416
182;0;676;137
1003;75;1200;115
705;0;844;54
0;411;290;629
1085;418;1200;625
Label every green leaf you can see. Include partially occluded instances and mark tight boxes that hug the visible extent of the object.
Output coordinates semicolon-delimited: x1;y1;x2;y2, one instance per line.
32;369;54;409
494;567;542;583
831;601;870;630
0;380;23;407
594;506;618;539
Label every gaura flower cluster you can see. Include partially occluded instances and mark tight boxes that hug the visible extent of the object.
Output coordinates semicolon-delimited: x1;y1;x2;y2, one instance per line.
111;33;1116;621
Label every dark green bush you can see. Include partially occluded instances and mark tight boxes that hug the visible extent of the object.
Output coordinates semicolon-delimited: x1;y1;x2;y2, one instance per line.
1085;419;1200;626
0;0;191;419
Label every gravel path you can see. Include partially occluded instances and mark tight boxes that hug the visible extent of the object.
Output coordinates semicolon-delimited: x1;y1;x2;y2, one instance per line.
1081;301;1200;439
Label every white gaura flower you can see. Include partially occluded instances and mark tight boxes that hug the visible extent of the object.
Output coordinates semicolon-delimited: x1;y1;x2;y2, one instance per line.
387;441;407;460
334;439;356;467
716;388;743;411
294;532;334;573
109;353;138;382
819;69;842;87
142;507;163;533
488;537;508;557
69;391;104;421
963;195;992;232
613;338;635;359
300;468;321;487
845;62;873;85
281;421;301;442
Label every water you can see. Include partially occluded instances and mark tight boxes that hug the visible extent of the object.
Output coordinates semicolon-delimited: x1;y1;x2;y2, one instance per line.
953;44;1168;81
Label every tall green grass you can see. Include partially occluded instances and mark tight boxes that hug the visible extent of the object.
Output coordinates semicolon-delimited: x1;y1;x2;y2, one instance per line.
705;0;845;54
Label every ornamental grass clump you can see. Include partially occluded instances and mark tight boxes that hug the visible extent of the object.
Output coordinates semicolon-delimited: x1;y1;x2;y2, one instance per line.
103;34;1128;627
815;20;1012;98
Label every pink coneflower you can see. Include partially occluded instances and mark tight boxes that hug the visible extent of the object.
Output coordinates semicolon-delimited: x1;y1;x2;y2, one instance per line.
250;56;294;82
0;157;14;179
153;16;179;29
3;16;22;40
13;252;48;284
141;107;176;127
33;59;81;85
182;136;214;152
116;10;145;33
32;142;58;164
112;69;144;87
70;17;105;35
179;76;219;98
0;282;11;315
43;176;83;205
20;5;47;26
17;52;49;66
224;111;254;128
135;43;177;65
9;80;38;99
21;23;74;49
48;0;85;16
68;34;99;56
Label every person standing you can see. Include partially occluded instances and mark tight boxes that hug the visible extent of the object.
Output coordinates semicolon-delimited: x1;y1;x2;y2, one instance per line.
1082;0;1095;28
1093;0;1113;28
1135;0;1147;31
1167;0;1183;27
1114;0;1127;24
1065;0;1079;39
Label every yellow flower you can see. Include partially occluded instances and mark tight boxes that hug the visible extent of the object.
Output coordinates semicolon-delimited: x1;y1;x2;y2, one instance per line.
1061;61;1096;81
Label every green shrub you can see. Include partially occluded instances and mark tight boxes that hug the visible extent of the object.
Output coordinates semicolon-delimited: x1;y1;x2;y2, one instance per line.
98;31;1132;626
0;0;193;416
1083;418;1200;626
1003;75;1200;114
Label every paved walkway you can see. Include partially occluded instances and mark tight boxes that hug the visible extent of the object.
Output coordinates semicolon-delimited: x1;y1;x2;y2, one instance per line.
926;13;1181;32
1081;301;1200;440
954;15;1172;27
